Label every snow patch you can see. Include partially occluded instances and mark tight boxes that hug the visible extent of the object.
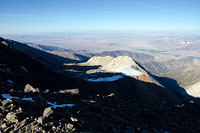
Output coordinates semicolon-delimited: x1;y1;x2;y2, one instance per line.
7;80;14;84
114;66;143;76
21;66;28;72
87;75;124;82
47;102;75;108
22;97;33;101
2;94;32;101
2;94;18;99
0;68;5;72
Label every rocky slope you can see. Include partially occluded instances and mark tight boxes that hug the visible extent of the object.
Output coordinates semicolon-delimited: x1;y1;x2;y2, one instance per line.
142;58;200;75
28;43;156;65
160;66;200;97
2;39;83;71
85;56;114;66
1;37;187;103
186;82;200;97
82;56;161;85
160;66;200;88
92;50;154;63
83;56;144;74
1;37;200;132
0;37;79;93
66;55;192;104
1;91;200;132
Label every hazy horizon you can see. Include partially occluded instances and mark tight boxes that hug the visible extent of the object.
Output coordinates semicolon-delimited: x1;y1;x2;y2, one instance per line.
0;0;200;34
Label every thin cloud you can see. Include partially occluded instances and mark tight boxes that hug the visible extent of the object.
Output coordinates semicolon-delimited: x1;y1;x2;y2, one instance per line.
0;14;34;17
127;0;173;13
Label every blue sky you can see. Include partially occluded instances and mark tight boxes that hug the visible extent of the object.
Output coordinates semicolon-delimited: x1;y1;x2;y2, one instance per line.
0;0;200;34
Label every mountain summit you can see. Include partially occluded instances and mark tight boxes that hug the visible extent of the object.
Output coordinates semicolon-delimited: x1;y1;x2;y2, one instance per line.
84;56;144;76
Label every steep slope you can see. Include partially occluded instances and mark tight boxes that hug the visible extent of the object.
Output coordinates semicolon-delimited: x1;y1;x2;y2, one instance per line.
85;56;114;66
160;66;200;97
1;38;200;132
186;82;200;97
142;58;200;75
101;56;144;76
71;55;190;103
160;66;200;88
2;39;81;71
1;37;190;103
93;50;154;63
28;44;74;52
84;56;160;84
0;37;77;93
28;44;90;62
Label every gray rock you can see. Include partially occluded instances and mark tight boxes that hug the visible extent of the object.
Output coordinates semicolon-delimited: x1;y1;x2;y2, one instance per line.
43;107;53;118
1;123;7;129
20;118;29;127
65;123;74;131
2;99;12;106
24;84;40;93
6;112;18;123
59;88;79;94
70;116;79;122
37;116;45;124
43;89;49;93
17;107;23;113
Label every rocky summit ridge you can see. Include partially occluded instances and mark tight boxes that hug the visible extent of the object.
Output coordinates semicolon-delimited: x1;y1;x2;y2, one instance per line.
84;56;145;76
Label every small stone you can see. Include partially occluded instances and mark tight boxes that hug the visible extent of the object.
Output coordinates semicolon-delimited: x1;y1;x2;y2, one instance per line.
43;107;53;118
66;123;74;130
189;100;195;104
1;41;8;46
20;118;29;126
106;93;115;97
1;123;7;129
52;126;56;130
37;116;45;124
6;112;18;123
18;107;23;113
4;124;14;132
59;89;79;94
44;89;49;93
24;84;40;93
70;116;78;122
2;99;12;106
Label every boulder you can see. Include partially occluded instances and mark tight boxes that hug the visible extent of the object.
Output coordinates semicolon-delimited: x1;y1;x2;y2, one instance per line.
43;107;53;118
59;88;79;95
24;84;40;93
70;116;79;122
14;118;29;131
65;123;75;132
2;99;12;106
6;112;18;123
37;116;45;124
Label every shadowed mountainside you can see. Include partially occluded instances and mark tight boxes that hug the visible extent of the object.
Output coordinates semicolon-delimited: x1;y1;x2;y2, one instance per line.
0;37;81;93
0;37;192;103
3;39;84;71
2;37;200;132
142;58;200;75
